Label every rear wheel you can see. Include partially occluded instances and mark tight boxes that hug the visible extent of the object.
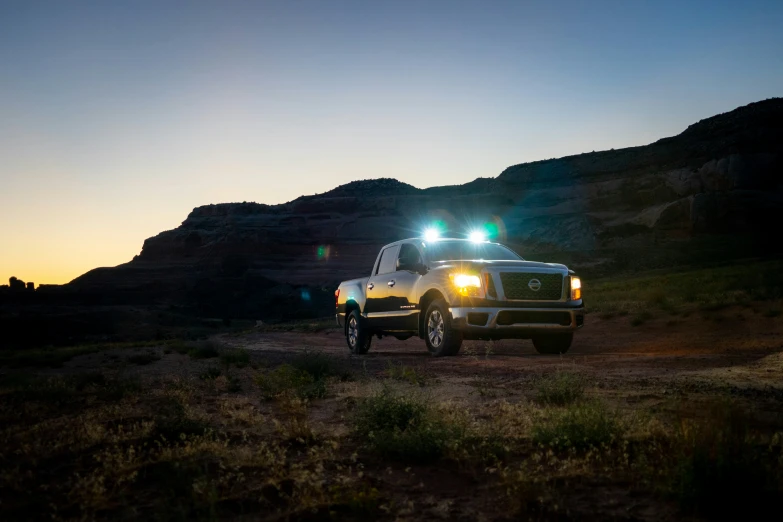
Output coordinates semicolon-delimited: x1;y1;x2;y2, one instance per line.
532;333;573;355
346;310;371;354
424;299;462;356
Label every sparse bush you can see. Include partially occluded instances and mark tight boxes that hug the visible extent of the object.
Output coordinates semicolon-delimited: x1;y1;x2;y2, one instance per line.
220;347;250;368
386;362;427;386
532;400;624;450
127;351;161;365
291;350;336;381
354;389;459;463
187;341;220;359
199;367;222;380
763;307;781;318
151;396;211;441
630;311;653;326
667;405;783;518
536;372;585;405
255;364;327;400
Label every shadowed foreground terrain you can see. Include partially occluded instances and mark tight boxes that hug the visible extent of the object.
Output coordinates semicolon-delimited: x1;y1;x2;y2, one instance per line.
2;262;782;521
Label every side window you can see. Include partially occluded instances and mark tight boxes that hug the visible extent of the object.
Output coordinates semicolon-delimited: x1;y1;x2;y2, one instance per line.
376;245;400;275
397;244;422;270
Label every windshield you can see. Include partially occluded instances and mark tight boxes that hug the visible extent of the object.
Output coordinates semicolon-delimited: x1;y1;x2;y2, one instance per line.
424;241;522;262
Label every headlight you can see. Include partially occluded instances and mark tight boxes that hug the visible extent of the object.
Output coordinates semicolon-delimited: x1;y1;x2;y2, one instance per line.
570;276;582;300
450;273;482;296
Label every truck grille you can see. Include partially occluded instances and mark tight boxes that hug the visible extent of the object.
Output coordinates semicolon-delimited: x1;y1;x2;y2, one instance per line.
499;272;564;300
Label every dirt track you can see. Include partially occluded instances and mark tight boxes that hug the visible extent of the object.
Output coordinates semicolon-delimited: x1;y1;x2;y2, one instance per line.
230;307;783;390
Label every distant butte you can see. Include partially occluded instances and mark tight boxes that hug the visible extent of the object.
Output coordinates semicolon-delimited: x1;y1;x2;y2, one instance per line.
68;98;783;319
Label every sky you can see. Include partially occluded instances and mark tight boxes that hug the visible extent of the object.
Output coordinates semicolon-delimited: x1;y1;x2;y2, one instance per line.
1;0;782;285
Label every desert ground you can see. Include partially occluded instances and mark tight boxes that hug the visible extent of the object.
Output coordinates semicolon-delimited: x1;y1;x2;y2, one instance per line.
2;262;782;521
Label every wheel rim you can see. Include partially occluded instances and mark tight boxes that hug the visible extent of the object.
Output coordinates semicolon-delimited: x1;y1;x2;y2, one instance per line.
427;310;444;348
348;317;358;347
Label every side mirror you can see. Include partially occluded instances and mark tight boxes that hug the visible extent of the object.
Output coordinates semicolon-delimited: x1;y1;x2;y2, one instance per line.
412;262;428;275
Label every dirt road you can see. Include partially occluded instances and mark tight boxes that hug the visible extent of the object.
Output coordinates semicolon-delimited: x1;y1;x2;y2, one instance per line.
231;307;783;390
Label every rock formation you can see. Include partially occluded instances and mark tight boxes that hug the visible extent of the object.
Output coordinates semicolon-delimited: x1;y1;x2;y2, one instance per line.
68;98;783;319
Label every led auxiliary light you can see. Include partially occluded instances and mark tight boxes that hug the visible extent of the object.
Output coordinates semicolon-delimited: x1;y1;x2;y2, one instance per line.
424;228;441;242
468;230;487;242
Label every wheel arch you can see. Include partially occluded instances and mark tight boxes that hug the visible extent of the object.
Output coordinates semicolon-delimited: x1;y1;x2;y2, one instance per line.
344;300;361;335
418;289;445;338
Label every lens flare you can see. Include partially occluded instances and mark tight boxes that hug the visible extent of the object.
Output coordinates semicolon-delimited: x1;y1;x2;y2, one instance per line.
424;228;441;241
469;230;486;242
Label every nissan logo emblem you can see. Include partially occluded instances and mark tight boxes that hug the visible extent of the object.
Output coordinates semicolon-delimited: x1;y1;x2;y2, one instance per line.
528;279;542;292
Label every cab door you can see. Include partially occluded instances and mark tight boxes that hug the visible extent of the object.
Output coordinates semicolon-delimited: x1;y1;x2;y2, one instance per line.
384;243;424;332
364;244;400;330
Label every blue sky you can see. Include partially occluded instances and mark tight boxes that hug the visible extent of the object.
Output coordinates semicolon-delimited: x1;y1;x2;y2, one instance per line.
1;0;782;283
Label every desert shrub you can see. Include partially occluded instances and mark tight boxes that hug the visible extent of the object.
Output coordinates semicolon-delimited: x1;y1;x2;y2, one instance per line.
187;341;220;359
100;376;142;401
536;372;585;405
0;344;104;368
199;367;222;380
290;350;336;381
354;389;459;463
255;364;327;400
668;405;783;518
532;400;624;450
763;307;781;318
151;396;211;442
386;362;427;386
167;339;192;354
630;311;653;326
220;347;250;368
127;351;161;365
226;374;242;392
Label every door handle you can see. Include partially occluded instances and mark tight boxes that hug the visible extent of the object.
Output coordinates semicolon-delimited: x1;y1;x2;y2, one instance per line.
387;280;396;287
367;283;374;290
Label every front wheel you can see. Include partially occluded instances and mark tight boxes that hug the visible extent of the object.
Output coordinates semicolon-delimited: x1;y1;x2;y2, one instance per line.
346;310;372;354
424;299;462;356
532;333;573;355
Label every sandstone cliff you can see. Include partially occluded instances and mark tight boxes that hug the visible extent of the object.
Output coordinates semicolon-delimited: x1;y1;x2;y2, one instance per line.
69;98;783;319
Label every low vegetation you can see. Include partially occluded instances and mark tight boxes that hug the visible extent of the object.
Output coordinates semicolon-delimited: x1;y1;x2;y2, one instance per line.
535;371;585;405
2;261;782;519
588;258;783;321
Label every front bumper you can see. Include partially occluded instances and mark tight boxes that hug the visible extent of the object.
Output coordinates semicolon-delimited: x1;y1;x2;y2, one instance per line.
449;306;584;339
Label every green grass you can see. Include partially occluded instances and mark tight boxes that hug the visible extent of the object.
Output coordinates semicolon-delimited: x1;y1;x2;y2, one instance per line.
532;400;624;450
536;372;585;405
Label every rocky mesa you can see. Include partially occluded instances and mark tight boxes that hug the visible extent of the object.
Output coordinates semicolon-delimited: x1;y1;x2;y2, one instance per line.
69;98;783;320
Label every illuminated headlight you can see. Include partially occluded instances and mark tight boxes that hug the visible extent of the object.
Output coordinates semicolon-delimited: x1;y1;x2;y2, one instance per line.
450;273;482;296
570;276;582;300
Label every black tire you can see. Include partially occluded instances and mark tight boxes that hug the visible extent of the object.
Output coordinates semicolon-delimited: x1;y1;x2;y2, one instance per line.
423;299;463;356
532;333;573;355
346;309;372;354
